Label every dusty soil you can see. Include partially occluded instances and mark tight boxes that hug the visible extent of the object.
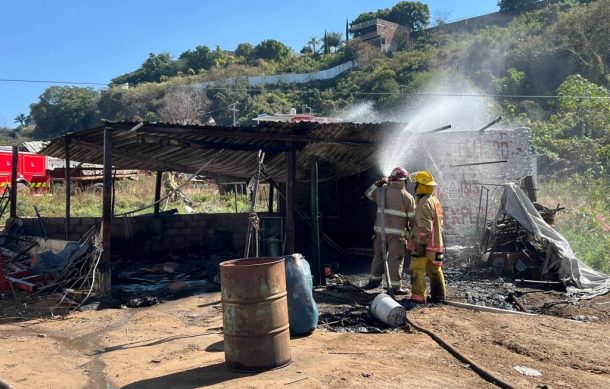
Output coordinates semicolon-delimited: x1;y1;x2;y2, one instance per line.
1;286;609;389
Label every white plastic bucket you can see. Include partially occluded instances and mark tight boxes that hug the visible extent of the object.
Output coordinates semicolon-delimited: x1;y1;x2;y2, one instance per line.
370;293;406;327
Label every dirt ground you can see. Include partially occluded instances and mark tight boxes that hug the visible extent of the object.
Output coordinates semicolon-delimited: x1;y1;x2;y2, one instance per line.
1;286;609;389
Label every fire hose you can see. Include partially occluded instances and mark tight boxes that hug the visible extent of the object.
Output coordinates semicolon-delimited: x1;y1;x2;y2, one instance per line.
379;184;394;298
405;315;516;389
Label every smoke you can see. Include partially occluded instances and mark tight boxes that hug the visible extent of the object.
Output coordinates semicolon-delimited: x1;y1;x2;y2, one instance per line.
338;101;383;123
376;74;501;176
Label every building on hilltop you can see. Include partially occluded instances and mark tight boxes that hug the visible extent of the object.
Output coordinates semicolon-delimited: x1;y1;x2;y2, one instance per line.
349;18;410;52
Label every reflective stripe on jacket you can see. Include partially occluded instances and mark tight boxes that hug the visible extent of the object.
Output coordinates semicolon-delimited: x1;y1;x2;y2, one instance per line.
365;181;416;237
412;194;444;253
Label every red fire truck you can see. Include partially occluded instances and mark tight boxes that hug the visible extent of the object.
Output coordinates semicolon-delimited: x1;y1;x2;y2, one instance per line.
0;148;48;190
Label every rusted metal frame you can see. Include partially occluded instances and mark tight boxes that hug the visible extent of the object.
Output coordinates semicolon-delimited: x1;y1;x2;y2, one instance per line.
285;147;296;254
71;139;193;172
115;123;374;146
10;145;18;218
100;127;113;294
154;171;163;217
138;134;302;153
64;136;71;240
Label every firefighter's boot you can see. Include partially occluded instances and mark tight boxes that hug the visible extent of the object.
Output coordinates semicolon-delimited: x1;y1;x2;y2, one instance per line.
426;260;446;303
409;257;428;303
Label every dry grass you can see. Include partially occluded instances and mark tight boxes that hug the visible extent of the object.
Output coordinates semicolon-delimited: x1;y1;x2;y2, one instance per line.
8;174;274;222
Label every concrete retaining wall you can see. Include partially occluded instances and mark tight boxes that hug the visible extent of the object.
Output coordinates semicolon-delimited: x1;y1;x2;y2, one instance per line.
20;213;250;253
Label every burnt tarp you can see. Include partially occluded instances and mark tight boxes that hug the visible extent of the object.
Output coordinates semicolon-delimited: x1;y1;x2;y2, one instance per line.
496;183;610;292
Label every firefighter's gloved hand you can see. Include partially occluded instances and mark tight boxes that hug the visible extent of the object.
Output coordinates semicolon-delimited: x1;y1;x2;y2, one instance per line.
416;231;427;240
375;177;388;187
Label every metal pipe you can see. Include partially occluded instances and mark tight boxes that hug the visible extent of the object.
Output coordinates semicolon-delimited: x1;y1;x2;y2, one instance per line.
478;116;502;132
310;162;323;286
425;124;452;134
9;146;18;218
64;137;71;240
100;126;113;294
285;148;296;254
450;160;507;167
443;300;538;316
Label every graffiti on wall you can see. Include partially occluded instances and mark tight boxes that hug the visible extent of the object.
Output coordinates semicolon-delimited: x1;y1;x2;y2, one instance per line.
425;128;534;247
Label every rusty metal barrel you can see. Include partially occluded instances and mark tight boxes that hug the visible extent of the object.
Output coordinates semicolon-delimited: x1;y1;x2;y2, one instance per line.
220;257;291;371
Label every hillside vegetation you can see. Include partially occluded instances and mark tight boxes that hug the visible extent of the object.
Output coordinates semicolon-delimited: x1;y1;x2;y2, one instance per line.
8;0;610;270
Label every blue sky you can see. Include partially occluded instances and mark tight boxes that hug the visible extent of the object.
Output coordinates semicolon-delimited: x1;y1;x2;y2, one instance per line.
0;0;497;128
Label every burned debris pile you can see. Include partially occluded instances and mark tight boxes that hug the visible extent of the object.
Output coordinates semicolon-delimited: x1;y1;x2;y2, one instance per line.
481;204;564;282
478;183;610;294
0;218;102;315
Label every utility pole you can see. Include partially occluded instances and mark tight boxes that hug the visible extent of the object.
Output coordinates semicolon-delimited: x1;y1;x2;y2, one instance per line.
230;102;239;126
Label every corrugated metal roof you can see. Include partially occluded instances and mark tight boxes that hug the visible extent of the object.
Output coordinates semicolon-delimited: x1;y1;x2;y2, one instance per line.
41;121;405;181
22;140;50;153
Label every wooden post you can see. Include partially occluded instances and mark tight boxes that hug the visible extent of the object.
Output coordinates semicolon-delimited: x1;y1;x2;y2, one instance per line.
285;148;296;254
154;171;162;217
98;127;113;294
310;162;324;286
64;137;71;240
268;183;274;213
9;145;18;218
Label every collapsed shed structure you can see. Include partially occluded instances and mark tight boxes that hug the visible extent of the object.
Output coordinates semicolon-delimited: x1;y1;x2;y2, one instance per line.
33;120;539;293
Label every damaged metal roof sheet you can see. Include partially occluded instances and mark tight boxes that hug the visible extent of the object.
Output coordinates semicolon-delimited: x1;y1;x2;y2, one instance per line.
40;121;404;181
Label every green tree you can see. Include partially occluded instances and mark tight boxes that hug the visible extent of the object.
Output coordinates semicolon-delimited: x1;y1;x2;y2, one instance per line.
253;39;291;61
387;1;431;32
29;86;101;138
498;0;540;13
307;37;320;54
141;52;176;82
556;74;610;138
493;68;526;95
112;52;178;85
235;43;254;61
326;32;344;53
352;9;390;25
370;64;401;105
212;45;236;67
14;113;30;128
532;75;610;175
178;45;215;73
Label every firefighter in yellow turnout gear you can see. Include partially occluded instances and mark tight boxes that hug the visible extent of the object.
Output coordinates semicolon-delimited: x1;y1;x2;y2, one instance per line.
363;167;416;295
409;170;447;303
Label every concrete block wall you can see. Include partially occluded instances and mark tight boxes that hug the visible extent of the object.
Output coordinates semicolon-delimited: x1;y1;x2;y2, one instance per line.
323;128;534;251
20;213;250;253
423;128;534;247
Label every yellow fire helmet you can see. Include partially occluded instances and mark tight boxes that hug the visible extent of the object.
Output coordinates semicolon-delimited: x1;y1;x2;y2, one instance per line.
412;170;437;186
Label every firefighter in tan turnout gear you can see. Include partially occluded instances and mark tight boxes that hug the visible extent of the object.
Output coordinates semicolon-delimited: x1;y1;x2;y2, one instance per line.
363;166;416;295
409;170;447;303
